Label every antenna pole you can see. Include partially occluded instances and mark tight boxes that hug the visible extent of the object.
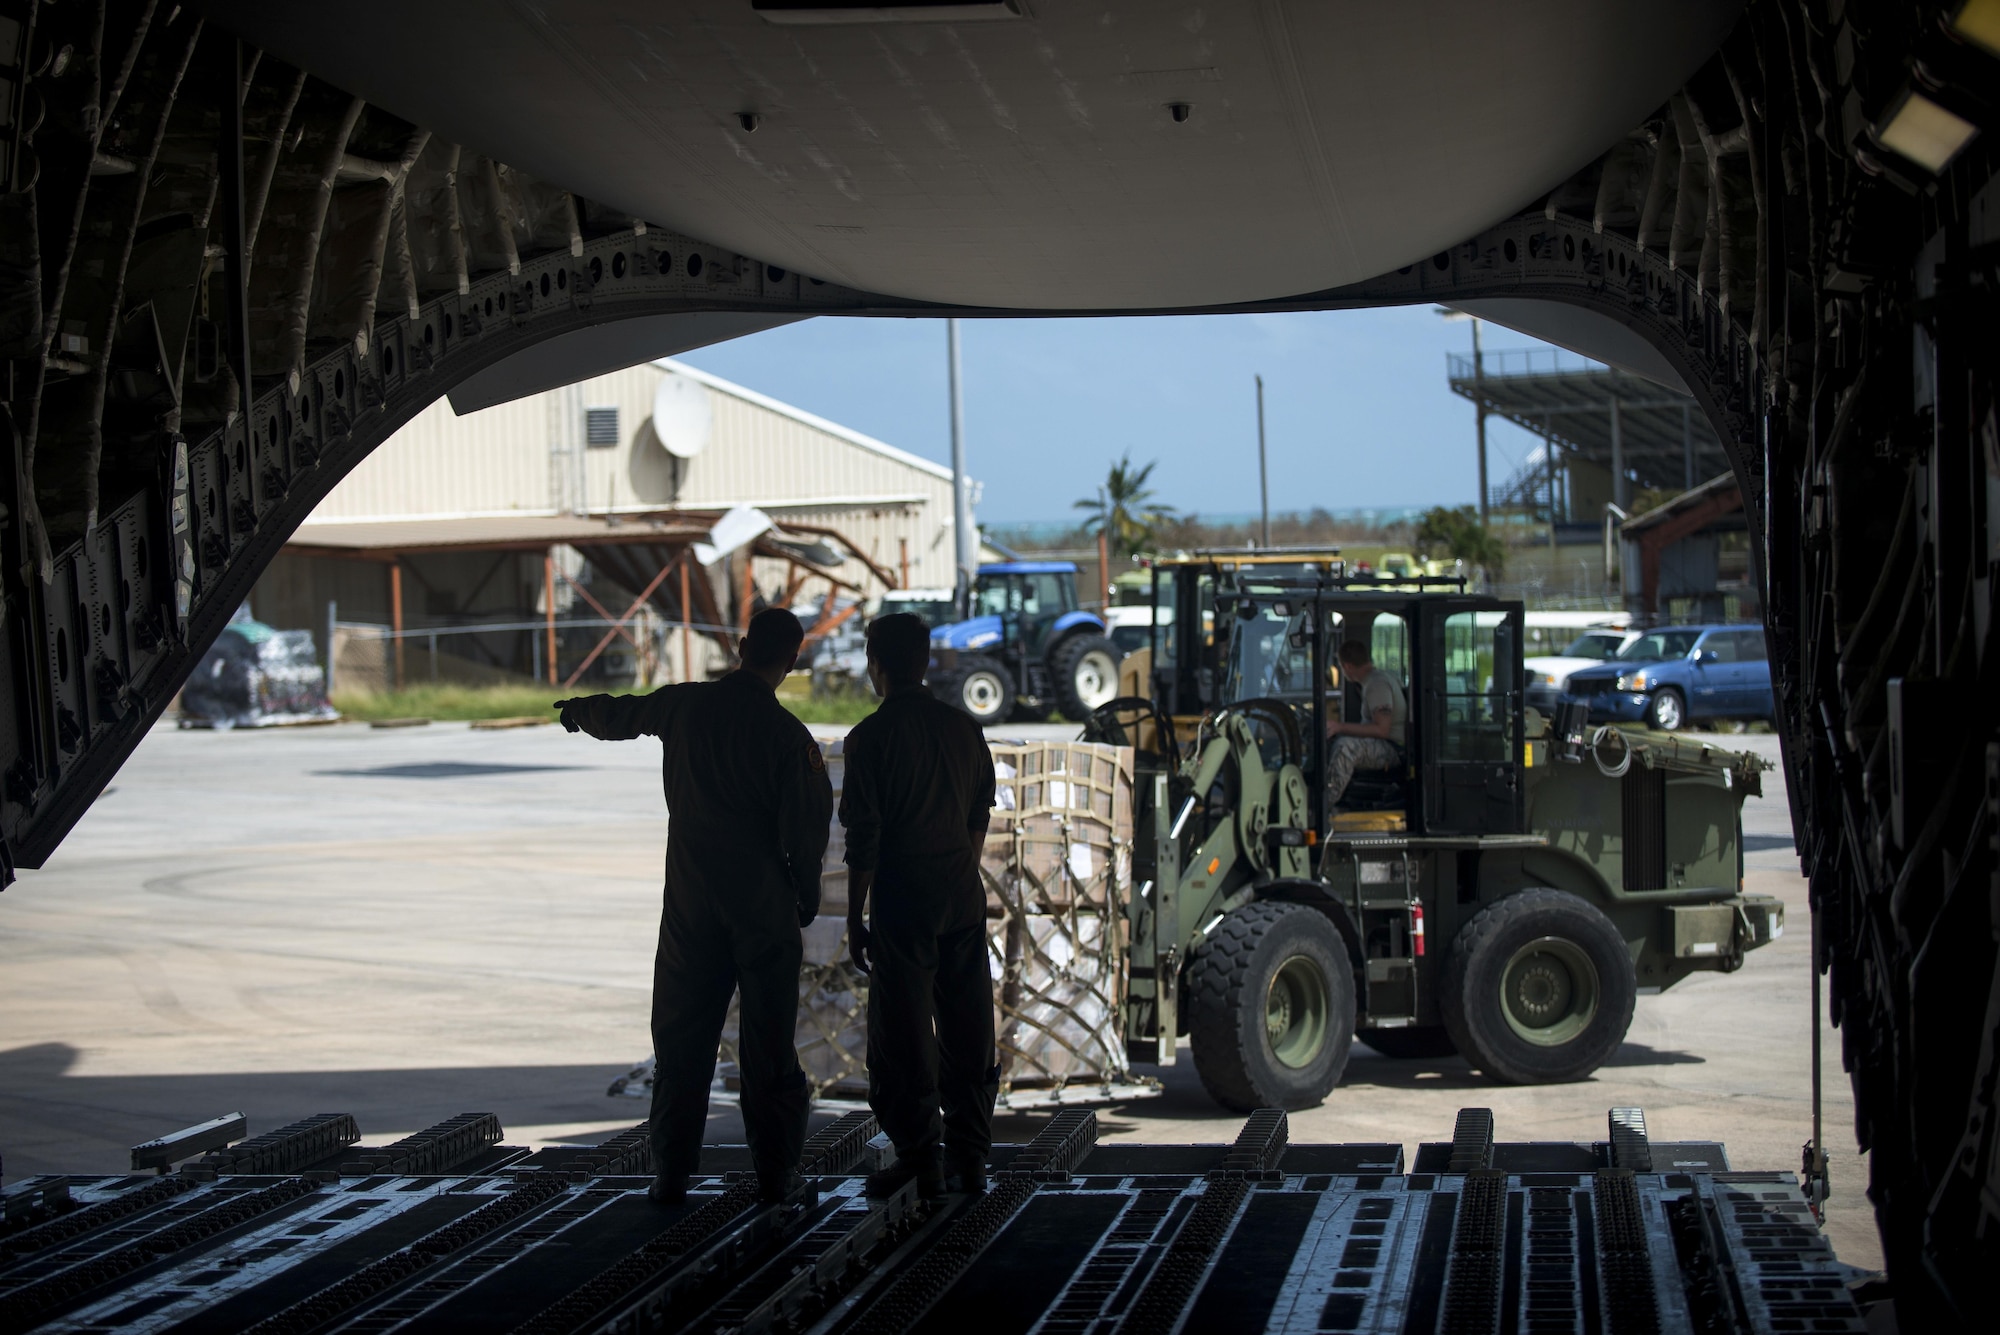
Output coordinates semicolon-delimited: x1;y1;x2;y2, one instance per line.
1256;374;1269;547
949;319;974;615
1473;319;1489;526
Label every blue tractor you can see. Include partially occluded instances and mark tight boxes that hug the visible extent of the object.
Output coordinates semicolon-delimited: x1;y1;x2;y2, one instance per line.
928;562;1123;725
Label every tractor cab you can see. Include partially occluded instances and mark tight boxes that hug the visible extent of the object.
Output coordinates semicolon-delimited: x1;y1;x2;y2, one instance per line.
968;563;1076;659
1145;550;1526;841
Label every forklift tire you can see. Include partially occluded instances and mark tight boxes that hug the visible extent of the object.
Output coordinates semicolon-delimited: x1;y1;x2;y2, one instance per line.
1051;634;1123;722
1440;888;1637;1085
941;655;1012;727
1187;901;1355;1112
1356;1026;1458;1060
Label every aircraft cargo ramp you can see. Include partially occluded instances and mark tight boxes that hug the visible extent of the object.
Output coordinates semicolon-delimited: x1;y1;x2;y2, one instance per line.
0;1107;1862;1334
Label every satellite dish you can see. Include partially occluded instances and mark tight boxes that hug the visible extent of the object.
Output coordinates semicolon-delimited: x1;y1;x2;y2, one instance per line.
652;373;713;460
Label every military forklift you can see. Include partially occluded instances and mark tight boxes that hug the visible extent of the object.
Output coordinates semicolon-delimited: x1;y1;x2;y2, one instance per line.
928;561;1122;724
1087;551;1783;1112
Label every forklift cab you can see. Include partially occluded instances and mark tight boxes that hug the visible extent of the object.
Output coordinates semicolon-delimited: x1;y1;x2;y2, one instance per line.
1148;552;1526;839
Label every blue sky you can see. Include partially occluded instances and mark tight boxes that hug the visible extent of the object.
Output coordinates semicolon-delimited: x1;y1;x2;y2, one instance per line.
676;308;1562;525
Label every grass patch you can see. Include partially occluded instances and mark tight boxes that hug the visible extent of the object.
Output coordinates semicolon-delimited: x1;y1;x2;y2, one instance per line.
332;682;878;727
332;684;569;722
783;694;879;726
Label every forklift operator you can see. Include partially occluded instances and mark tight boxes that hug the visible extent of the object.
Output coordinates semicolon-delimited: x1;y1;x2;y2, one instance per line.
1324;639;1407;805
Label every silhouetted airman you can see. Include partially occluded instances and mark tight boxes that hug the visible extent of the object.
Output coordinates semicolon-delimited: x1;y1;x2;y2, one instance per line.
841;613;998;1199
558;606;831;1205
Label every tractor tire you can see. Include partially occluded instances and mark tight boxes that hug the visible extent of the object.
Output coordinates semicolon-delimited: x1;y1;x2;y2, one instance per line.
940;654;1013;727
1187;901;1355;1112
1645;687;1687;732
1356;1026;1458;1060
1051;634;1122;722
1440;888;1637;1085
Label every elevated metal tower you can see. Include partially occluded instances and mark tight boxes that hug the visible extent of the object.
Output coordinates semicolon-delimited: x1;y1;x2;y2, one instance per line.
1449;349;1730;522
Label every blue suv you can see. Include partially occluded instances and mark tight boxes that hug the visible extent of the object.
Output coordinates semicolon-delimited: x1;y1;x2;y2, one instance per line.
1558;624;1772;732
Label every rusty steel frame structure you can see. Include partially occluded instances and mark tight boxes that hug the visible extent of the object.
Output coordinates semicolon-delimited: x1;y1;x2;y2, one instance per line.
1;0;1997;1322
282;510;887;688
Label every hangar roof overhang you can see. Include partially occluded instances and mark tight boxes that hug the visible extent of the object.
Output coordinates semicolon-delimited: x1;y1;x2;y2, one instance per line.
283;513;715;559
283;511;897;588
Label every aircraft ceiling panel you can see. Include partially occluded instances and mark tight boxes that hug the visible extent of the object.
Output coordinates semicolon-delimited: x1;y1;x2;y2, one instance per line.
201;2;1739;309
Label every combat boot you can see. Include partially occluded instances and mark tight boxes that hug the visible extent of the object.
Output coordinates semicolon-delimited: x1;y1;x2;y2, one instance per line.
866;1149;945;1201
647;1174;688;1207
758;1170;805;1206
943;1151;986;1195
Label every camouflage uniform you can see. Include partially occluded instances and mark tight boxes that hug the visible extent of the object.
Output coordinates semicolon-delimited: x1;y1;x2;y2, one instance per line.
1326;666;1409;805
563;671;832;1194
1325;735;1405;804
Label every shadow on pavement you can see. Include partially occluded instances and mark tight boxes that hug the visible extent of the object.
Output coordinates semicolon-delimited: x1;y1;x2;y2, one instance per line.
0;1042;822;1177
6;1031;1707;1175
987;1038;1709;1140
1742;833;1797;852
1338;1040;1703;1088
311;762;589;780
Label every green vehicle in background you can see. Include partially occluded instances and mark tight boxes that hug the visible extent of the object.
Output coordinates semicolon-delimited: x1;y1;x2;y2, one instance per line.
1088;551;1782;1111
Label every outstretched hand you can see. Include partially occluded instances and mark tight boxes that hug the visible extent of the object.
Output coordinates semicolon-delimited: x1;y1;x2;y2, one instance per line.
847;916;871;976
552;698;582;733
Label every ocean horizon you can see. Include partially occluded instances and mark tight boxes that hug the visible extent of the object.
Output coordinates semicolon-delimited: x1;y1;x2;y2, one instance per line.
985;507;1435;540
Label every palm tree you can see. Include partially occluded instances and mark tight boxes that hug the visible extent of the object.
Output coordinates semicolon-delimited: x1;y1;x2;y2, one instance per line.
1075;454;1176;558
1416;504;1506;579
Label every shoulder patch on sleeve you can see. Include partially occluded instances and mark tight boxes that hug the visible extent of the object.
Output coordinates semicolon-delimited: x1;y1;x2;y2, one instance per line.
806;743;826;772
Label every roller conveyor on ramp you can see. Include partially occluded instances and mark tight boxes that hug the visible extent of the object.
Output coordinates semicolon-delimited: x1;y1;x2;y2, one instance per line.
0;1106;1863;1334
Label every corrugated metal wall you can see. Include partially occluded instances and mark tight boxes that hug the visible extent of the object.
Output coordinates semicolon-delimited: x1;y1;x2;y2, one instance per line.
314;394;552;522
300;360;962;593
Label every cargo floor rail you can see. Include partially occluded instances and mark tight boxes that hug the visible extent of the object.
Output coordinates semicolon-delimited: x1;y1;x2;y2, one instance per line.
509;1111;883;1335
184;1112;361;1180
338;1112;503;1177
836;1110;1101;1335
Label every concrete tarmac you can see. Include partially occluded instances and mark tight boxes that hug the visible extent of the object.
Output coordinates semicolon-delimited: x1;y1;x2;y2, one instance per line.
0;716;1878;1270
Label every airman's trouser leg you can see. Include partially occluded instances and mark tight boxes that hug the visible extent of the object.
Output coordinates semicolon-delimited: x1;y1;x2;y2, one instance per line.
933;920;998;1164
866;906;943;1158
650;894;808;1192
649;916;732;1185
867;890;994;1161
1324;736;1403;804
731;928;811;1189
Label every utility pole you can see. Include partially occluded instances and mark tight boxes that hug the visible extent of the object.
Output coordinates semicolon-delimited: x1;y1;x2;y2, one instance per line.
1682;402;1694;491
1255;374;1270;547
567;384;588;517
1097;528;1110;612
1609;387;1628;509
1472;319;1489;526
1545;419;1558;552
948;319;974;615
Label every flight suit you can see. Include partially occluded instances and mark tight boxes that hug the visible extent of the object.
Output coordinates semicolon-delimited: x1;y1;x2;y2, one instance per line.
840;686;998;1165
563;670;832;1192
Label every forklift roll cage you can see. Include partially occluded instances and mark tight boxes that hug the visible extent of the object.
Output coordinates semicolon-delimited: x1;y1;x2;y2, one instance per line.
1144;552;1528;845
